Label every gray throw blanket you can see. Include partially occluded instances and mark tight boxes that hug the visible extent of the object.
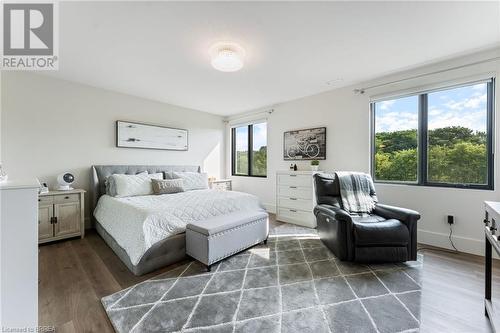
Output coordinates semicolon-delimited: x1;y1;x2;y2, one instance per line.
335;171;378;214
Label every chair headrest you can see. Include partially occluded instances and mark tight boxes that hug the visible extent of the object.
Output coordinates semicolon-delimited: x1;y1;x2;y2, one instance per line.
314;172;340;198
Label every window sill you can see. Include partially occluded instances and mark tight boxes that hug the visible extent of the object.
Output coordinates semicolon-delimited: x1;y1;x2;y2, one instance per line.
231;174;267;178
375;181;493;191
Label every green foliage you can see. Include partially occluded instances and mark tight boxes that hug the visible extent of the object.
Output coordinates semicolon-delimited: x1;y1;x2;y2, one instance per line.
375;129;417;153
429;126;486;147
375;149;417;182
253;146;267;176
311;160;320;166
375;126;487;184
235;151;248;175
428;141;487;184
235;146;267;176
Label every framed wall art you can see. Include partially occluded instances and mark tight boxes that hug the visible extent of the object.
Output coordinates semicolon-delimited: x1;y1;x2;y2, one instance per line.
283;127;326;160
116;120;188;151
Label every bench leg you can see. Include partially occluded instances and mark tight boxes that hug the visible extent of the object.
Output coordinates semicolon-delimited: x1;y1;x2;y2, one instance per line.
206;264;211;272
263;238;268;245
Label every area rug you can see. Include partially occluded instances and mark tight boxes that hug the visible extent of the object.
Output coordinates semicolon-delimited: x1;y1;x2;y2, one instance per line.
102;223;423;333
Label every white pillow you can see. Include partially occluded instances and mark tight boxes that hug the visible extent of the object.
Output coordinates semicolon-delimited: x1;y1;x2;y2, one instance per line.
112;172;163;198
171;172;208;191
105;171;147;196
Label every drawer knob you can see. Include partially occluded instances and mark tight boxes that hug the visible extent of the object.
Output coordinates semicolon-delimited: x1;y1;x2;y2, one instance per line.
290;198;297;200
289;186;297;189
290;175;297;177
64;196;70;199
290;209;297;212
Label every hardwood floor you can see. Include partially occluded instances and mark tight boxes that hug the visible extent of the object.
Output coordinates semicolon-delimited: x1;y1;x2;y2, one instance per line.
39;216;500;333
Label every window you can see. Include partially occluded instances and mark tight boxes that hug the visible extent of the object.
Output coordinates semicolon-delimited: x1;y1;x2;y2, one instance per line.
231;122;267;177
372;79;494;189
374;95;419;182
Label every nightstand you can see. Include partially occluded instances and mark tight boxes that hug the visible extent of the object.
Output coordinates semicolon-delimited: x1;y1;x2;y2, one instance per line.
38;189;85;244
209;179;232;191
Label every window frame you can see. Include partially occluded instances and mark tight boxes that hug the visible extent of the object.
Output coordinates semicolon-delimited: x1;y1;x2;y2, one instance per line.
370;79;495;190
231;123;267;178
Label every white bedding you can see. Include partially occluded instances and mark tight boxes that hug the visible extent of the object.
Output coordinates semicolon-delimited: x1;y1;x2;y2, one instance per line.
94;189;264;265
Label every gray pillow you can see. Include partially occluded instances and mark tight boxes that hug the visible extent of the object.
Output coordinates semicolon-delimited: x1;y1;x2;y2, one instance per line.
105;177;117;196
152;178;185;195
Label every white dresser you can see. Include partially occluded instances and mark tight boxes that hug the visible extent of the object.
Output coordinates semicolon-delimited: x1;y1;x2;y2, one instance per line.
0;179;39;329
276;170;316;228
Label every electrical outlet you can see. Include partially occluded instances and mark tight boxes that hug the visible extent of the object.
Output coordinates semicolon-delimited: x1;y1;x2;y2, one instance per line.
447;215;454;225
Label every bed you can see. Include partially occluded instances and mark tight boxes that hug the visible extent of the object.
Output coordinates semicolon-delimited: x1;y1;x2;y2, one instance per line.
90;165;264;275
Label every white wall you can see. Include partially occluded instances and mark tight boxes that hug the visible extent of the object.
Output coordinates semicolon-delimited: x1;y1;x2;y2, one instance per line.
228;47;500;256
1;72;225;224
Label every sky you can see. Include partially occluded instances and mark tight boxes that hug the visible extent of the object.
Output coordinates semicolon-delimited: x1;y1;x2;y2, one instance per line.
235;122;267;151
375;83;487;133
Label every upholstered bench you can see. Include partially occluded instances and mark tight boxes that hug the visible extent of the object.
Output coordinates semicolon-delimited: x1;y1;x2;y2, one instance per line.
186;210;269;271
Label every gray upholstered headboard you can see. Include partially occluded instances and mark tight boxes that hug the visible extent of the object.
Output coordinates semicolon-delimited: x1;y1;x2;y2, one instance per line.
90;164;201;219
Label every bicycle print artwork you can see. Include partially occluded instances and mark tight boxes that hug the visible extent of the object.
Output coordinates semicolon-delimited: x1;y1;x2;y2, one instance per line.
284;127;326;160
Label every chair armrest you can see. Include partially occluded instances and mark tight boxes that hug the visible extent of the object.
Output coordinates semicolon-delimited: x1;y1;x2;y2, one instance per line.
373;204;420;224
313;204;352;223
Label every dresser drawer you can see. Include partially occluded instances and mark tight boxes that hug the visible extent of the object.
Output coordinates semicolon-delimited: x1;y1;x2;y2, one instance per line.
277;174;312;187
279;197;312;212
54;193;80;204
278;186;312;200
38;196;53;205
277;208;314;225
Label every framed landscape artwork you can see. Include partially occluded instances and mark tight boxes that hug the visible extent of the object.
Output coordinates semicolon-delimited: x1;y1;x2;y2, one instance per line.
284;127;326;160
116;120;188;151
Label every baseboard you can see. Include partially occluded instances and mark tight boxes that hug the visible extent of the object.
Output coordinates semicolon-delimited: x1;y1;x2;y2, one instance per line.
418;229;484;256
263;202;276;214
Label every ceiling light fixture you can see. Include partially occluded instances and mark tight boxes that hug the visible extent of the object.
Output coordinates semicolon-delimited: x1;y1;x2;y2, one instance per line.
209;42;245;72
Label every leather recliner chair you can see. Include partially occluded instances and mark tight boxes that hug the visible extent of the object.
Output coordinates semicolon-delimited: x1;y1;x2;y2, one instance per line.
313;173;421;262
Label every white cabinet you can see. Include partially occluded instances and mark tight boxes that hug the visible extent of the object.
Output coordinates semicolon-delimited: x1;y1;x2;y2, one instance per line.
38;189;85;243
0;179;39;329
276;171;316;228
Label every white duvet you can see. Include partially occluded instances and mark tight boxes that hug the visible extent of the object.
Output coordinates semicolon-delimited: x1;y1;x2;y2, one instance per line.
94;189;264;265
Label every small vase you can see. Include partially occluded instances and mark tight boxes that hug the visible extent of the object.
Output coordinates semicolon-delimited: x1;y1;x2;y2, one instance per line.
311;165;319;171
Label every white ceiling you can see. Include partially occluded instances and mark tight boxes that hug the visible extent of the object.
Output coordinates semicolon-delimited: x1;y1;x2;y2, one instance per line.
43;1;500;116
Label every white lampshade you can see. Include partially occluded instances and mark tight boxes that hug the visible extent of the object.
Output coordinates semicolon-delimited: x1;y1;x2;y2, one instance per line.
209;42;245;72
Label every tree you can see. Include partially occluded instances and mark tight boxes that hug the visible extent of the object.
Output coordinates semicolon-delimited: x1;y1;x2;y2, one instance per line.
235;146;267;176
375;126;487;184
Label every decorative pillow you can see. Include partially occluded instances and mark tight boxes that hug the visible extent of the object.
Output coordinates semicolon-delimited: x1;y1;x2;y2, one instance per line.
170;172;208;191
112;172;163;198
105;171;147;196
152;179;185;195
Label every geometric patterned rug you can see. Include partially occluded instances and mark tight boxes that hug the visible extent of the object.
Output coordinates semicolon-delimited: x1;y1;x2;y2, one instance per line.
101;223;422;333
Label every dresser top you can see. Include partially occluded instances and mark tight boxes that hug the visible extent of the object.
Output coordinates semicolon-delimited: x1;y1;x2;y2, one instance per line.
40;189;86;196
277;170;317;175
0;179;39;190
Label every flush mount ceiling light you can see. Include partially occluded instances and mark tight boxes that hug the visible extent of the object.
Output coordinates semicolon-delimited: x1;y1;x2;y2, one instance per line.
209;42;245;72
